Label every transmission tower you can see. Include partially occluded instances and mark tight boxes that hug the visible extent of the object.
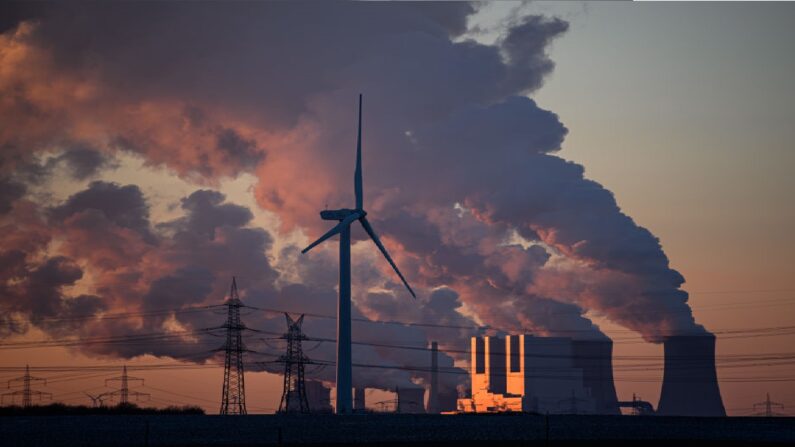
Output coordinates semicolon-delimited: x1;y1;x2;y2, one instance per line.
220;276;247;415
1;365;51;407
105;365;149;405
278;313;310;413
631;393;642;416
558;389;589;415
753;393;786;417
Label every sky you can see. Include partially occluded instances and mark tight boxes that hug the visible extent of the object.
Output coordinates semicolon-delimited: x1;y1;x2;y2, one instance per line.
1;1;793;416
513;1;795;412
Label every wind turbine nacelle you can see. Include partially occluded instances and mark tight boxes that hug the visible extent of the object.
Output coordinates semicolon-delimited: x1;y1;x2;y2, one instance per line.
321;208;365;221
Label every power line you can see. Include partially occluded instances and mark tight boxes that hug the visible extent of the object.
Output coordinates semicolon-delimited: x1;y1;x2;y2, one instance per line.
240;304;488;331
286;333;795;364
0;327;225;350
144;385;223;407
0;304;224;326
688;288;795;295
6;329;795;368
2;286;793;337
0;298;795;340
261;356;795;383
0;363;225;373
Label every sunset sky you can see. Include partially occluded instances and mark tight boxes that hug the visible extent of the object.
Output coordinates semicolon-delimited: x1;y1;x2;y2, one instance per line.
1;1;793;416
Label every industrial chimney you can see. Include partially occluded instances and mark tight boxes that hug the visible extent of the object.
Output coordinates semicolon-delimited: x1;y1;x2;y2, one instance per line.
427;341;440;414
656;334;726;416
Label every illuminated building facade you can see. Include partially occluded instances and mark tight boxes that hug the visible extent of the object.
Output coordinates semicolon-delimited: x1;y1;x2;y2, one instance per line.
458;335;598;414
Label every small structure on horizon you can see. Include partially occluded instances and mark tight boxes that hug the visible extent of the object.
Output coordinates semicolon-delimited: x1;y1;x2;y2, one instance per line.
354;387;366;413
396;386;426;414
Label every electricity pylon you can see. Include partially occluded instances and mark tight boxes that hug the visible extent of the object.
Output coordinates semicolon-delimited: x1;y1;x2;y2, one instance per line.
278;313;310;413
1;365;51;407
753;393;786;417
558;389;589;415
220;276;247;415
105;365;149;405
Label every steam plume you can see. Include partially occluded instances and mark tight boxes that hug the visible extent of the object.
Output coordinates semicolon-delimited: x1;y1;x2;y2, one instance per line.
0;2;707;399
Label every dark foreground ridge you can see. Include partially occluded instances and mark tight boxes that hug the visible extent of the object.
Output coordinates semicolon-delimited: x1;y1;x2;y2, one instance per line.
0;403;204;416
1;413;793;446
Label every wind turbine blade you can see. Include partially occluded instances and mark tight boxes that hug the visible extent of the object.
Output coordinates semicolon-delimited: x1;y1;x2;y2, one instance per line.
359;217;416;298
355;94;363;210
301;212;361;254
301;225;342;254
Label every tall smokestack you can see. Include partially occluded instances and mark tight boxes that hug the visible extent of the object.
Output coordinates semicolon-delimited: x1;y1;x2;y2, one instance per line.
572;340;620;415
657;334;726;416
427;341;439;413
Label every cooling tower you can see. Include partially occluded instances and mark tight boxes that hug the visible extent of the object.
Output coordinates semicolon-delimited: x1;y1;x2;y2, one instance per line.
396;387;426;414
437;387;459;412
656;334;726;417
305;380;333;413
572;340;620;415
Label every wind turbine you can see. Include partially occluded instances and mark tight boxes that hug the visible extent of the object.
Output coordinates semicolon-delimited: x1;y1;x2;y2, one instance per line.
302;94;415;414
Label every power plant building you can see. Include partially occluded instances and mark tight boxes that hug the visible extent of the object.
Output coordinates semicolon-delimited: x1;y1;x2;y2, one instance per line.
458;335;613;414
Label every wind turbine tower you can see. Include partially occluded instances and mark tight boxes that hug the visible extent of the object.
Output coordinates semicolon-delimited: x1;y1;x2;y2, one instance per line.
302;94;415;414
